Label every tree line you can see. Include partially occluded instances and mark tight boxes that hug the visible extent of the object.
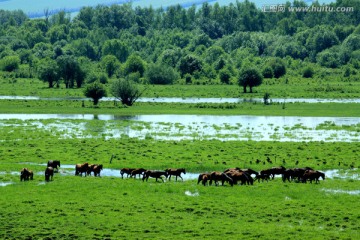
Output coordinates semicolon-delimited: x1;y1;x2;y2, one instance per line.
0;0;360;102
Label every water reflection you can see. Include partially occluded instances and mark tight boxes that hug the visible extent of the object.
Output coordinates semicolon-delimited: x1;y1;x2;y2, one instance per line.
0;114;359;142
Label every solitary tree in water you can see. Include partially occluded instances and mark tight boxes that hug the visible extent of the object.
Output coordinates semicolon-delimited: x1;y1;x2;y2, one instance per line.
238;67;263;93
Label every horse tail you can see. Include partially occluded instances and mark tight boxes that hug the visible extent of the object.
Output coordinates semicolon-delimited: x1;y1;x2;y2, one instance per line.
222;173;234;186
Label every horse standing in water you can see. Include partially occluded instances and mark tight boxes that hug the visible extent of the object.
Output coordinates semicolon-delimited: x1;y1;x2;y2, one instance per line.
302;170;325;184
120;168;135;179
20;168;33;181
47;160;60;172
165;168;186;181
142;170;168;182
75;162;89;176
45;167;54;181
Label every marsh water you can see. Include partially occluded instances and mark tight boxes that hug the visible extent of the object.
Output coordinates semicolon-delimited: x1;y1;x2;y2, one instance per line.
0;114;359;142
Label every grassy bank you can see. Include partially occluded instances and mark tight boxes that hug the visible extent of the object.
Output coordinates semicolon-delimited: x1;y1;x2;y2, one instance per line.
0;100;359;117
1;77;360;99
1;174;359;239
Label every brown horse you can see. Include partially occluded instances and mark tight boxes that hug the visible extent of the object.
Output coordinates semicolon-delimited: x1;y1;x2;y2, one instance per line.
45;167;54;181
142;170;168;182
93;164;103;177
165;168;186;181
131;168;146;178
86;164;103;177
120;168;135;179
260;166;286;179
302;170;325;184
75;162;89;176
226;170;253;185
197;173;211;186
47;160;60;172
209;171;234;186
20;168;33;181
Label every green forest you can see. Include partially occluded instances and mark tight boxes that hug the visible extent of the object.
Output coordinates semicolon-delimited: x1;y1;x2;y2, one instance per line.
0;0;360;97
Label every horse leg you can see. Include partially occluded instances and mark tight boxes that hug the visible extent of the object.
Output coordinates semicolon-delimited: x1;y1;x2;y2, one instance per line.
179;175;183;181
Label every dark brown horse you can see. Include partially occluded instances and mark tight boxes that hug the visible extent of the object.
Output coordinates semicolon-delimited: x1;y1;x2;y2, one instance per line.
142;170;168;182
75;162;89;176
224;168;258;177
131;168;146;178
197;173;211;186
45;167;54;181
47;160;60;172
282;169;295;183
120;168;135;179
93;164;103;177
86;164;103;177
292;167;314;182
165;168;186;181
254;172;270;182
20;168;33;181
209;171;234;186
302;170;325;184
260;166;286;179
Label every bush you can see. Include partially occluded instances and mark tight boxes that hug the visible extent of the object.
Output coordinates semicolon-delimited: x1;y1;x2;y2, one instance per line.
219;69;231;84
110;78;144;106
262;66;273;78
145;63;179;84
302;67;314;78
0;55;20;72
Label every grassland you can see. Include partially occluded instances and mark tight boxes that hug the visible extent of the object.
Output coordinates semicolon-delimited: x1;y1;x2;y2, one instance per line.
1;77;360;239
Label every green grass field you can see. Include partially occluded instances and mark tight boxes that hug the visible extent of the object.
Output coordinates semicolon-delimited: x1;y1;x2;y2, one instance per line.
1;77;359;239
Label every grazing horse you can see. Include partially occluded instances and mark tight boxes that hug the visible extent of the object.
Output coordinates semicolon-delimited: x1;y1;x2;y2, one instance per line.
197;173;211;186
292;167;314;182
20;168;33;181
209;171;234;186
142;170;168;182
242;168;259;177
302;170;325;184
260;166;286;179
131;168;146;178
254;172;270;183
93;164;103;177
75;162;89;176
45;167;54;181
47;160;60;172
226;170;253;185
282;169;295;183
120;168;135;179
165;168;186;181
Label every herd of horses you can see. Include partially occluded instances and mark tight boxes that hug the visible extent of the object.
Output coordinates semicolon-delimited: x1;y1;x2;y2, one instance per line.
20;160;325;185
120;168;186;182
197;166;326;186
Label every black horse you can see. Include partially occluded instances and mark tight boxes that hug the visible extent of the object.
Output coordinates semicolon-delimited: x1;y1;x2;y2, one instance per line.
165;168;186;181
260;166;286;179
45;167;54;181
120;168;135;179
302;170;325;184
142;170;168;182
47;160;61;172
